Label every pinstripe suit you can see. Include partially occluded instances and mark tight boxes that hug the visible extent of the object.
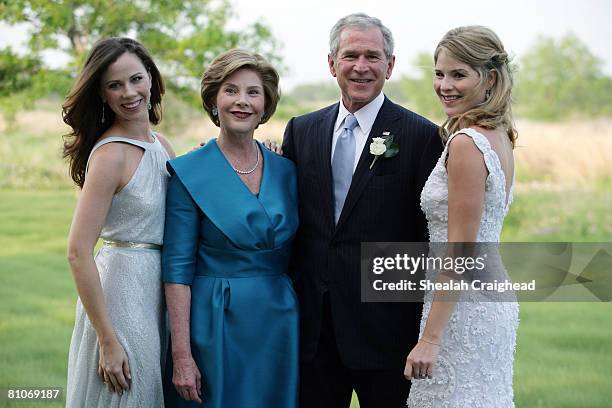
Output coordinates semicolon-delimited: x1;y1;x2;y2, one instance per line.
282;96;443;406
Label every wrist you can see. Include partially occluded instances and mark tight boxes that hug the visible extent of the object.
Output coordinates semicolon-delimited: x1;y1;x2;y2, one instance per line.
172;350;193;361
420;337;441;346
421;332;442;344
98;333;118;347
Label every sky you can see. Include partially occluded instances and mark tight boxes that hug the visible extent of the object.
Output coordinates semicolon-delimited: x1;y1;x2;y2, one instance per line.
1;0;611;90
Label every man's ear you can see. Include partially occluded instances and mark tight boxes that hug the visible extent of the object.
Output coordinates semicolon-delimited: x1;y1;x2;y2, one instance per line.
385;55;396;80
328;54;337;78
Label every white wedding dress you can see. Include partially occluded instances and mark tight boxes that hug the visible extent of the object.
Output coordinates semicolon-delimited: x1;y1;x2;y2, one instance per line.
407;128;519;408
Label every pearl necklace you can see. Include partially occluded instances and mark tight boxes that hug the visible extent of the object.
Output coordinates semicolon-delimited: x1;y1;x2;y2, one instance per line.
231;141;260;174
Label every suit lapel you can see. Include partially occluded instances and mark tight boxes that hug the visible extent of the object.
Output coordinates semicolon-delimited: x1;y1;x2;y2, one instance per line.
334;98;401;232
317;104;340;230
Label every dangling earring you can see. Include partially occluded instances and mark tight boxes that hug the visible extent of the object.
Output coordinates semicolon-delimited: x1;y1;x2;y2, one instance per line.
485;89;491;100
101;102;106;124
147;101;152;110
212;106;218;116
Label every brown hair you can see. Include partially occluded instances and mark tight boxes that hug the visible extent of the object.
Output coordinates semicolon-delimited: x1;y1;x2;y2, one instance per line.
200;49;280;127
62;37;165;187
435;26;517;147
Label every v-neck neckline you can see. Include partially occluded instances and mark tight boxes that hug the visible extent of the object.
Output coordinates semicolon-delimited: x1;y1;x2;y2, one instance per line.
213;139;267;198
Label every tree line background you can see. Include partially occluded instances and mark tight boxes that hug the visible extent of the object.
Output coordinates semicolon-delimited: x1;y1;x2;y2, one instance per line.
1;0;612;127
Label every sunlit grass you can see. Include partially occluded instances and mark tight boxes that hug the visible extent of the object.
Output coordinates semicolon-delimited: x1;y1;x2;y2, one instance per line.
503;183;612;241
1;189;611;407
0;190;76;408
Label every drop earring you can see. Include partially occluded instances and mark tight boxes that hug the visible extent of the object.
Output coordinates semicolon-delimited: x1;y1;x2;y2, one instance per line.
101;102;106;124
485;89;491;100
212;106;218;116
147;101;152;110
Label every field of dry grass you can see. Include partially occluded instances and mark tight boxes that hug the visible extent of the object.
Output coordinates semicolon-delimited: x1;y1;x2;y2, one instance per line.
1;108;611;190
513;118;612;188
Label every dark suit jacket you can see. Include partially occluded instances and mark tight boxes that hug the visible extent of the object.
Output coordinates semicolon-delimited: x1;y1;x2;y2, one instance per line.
282;96;443;370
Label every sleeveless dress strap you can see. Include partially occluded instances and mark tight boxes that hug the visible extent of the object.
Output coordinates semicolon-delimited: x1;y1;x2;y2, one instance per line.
445;127;500;178
85;134;157;175
447;127;513;210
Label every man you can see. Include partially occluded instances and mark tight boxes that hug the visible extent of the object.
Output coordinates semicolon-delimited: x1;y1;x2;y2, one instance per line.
282;13;443;408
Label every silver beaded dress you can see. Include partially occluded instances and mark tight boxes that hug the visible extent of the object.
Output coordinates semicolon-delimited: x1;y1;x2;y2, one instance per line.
66;135;169;407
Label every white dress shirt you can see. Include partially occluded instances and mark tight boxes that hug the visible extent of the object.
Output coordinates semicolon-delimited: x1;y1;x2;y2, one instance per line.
331;92;385;173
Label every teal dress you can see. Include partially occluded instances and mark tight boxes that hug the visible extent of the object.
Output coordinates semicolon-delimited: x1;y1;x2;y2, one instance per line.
162;140;299;408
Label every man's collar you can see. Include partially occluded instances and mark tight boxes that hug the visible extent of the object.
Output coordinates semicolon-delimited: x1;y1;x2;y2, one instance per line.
335;92;385;133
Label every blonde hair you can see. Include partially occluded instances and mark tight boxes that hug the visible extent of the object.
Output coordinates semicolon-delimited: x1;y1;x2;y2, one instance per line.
200;49;280;126
434;26;517;147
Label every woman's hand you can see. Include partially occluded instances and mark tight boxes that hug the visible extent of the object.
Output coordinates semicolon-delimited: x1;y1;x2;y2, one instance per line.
173;356;203;403
262;139;283;155
164;283;200;402
192;141;206;152
404;339;441;381
98;338;131;394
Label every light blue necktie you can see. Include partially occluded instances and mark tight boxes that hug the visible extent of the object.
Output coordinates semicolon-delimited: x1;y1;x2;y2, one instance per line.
332;114;358;224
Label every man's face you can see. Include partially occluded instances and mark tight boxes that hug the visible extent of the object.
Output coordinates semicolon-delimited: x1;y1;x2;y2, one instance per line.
328;27;395;113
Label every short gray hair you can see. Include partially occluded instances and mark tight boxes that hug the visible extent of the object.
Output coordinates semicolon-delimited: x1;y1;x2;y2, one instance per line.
329;13;394;60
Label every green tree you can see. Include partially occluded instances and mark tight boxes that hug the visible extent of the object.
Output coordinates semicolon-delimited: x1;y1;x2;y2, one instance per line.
515;33;612;120
0;47;72;124
0;48;41;98
0;0;282;112
400;52;444;121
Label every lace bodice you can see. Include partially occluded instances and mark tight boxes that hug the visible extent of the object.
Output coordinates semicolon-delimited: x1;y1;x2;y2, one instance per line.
420;127;514;243
407;128;519;408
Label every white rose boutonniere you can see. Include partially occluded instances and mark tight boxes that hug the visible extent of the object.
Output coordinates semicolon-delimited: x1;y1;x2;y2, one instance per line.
369;132;399;169
370;137;387;156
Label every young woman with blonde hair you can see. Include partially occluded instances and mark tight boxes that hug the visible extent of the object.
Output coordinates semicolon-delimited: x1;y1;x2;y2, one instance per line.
406;26;519;407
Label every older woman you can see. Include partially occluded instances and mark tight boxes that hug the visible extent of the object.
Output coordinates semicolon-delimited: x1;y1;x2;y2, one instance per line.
162;49;298;407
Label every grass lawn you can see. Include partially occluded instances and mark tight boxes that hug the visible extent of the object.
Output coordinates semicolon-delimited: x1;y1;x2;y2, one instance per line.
0;190;75;407
0;189;611;407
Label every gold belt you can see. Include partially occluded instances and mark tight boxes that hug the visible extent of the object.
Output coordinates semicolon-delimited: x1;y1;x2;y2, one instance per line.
102;239;162;250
